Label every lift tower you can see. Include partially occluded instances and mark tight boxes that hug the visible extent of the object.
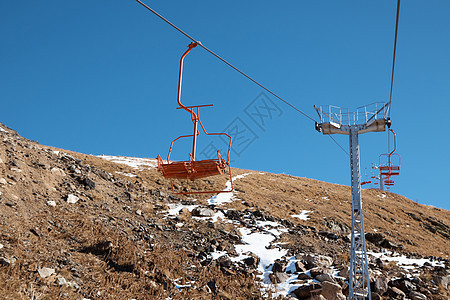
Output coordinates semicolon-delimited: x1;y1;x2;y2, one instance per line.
314;103;390;300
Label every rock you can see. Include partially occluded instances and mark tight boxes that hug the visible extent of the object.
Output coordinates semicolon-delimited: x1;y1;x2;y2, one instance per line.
292;283;322;299
0;178;7;185
0;243;3;250
243;254;259;269
269;272;290;284
298;273;312;280
57;276;78;288
338;267;349;278
310;267;333;277
192;207;215;217
387;287;406;299
272;260;286;273
46;200;56;207
67;194;79;204
409;291;427;300
366;232;385;245
206;280;217;294
315;273;335;283
374;276;389;294
135;209;142;216
318;231;339;240
303;254;333;269
70;165;82;174
394;278;416;293
179;207;190;216
37;267;55;278
217;255;232;268
0;157;3;164
0;256;16;266
381;239;403;249
295;261;307;273
433;275;450;289
79;177;95;189
322;281;346;300
51;167;66;177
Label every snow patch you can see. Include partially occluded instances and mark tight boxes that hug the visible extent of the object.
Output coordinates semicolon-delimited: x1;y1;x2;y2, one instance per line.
368;251;445;271
166;203;198;216
115;171;137;178
291;210;312;220
98;155;157;170
207;173;251;206
235;227;287;275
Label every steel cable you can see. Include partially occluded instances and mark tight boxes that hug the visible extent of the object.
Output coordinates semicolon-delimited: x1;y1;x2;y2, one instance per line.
136;0;316;122
388;0;401;113
136;0;352;156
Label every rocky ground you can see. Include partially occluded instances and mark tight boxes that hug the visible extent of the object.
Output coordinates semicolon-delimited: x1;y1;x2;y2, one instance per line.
0;122;449;299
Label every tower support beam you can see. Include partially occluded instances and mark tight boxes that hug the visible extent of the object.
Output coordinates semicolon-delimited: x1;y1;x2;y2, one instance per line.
349;126;371;299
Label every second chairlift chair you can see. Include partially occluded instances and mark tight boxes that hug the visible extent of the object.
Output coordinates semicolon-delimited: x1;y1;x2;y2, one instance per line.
157;42;233;195
379;129;401;189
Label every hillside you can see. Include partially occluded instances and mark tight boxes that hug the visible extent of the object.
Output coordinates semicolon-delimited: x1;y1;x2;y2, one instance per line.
0;122;449;300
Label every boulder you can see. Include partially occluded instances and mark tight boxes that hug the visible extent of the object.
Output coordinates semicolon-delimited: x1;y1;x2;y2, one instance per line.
66;194;79;204
322;281;346;300
50;167;66;177
394;279;416;293
271;259;287;273
292;283;322;299
387;287;406;299
269;272;290;284
373;276;389;294
192;207;215;217
409;291;427;300
433;275;450;289
315;273;335;283
303;254;333;269
295;260;307;273
365;232;385;245
337;267;349;278
243;254;259;269
217;255;232;268
297;273;312;280
310;267;333;277
37;267;55;278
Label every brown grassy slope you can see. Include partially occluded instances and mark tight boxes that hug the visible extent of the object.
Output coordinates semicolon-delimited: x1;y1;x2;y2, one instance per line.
62;142;449;259
0;126;260;299
41;130;450;259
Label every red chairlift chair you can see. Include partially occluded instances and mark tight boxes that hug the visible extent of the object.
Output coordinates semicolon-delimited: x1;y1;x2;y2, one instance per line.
379;129;400;189
361;168;372;186
157;42;233;195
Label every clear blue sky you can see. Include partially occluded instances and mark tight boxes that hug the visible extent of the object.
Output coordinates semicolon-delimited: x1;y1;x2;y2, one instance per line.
1;1;449;210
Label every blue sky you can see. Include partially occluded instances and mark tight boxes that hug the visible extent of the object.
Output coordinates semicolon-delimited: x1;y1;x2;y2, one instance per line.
1;1;449;210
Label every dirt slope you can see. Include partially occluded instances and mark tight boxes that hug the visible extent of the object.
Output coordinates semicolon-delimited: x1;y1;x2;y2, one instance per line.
0;122;448;299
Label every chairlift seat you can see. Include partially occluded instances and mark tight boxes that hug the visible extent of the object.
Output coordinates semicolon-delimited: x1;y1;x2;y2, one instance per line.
158;153;227;181
379;165;400;176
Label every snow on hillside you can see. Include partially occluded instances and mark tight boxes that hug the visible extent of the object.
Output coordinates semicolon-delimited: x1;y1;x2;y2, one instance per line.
97;155;158;170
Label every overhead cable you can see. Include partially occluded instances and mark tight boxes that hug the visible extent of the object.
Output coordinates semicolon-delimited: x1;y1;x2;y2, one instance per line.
388;0;401;112
136;0;316;122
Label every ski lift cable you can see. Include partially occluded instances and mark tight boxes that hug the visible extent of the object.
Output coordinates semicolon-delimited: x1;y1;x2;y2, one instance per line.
136;0;351;156
328;135;349;156
388;0;401;115
136;0;316;123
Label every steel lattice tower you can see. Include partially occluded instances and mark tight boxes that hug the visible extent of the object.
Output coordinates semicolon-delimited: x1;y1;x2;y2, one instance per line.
314;103;391;300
